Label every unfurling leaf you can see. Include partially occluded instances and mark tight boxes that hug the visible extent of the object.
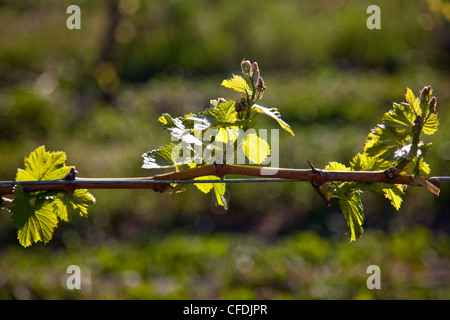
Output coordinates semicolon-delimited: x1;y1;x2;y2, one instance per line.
405;87;420;116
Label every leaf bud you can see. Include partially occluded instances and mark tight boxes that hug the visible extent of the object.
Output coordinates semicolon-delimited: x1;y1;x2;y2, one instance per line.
63;167;78;180
241;60;251;76
429;96;437;113
420;86;431;102
257;77;266;92
251;62;259;73
251;62;260;85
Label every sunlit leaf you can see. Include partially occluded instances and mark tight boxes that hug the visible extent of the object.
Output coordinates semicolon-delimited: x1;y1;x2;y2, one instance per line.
11;185;58;248
338;190;364;242
185;100;240;133
364;125;407;161
239;133;270;165
324;161;351;172
212;181;228;210
142;144;200;169
158;113;203;146
405;87;420;116
252;104;295;137
383;185;404;211
10;146;97;247
54;189;96;222
422;113;439;135
206;100;238;124
221;74;251;94
158;113;184;131
382;102;415;134
16;145;72;181
350;152;391;171
194;176;227;209
215;127;238;144
194;175;219;194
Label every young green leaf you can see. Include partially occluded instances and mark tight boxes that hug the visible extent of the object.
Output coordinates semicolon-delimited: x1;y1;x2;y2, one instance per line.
365;87;439;165
350;152;391;171
422;113;439;135
240;133;271;165
324;161;351;172
198;100;239;127
338;190;364;242
215;127;239;144
212;181;228;210
16;145;72;181
158;113;184;131
221;74;251;94
383;185;404;211
10;146;96;247
405;87;420;116
158;113;203;146
54;189;96;222
11;185;58;248
142;144;200;169
382;102;415;134
194;175;219;194
364;125;408;161
252;104;295;137
194;176;228;210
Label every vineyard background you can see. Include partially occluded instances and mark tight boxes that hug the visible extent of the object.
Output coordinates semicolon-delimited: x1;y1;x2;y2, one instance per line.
0;0;449;299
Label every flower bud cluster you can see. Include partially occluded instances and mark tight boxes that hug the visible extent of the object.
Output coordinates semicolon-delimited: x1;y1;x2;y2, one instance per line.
241;59;266;93
235;97;247;112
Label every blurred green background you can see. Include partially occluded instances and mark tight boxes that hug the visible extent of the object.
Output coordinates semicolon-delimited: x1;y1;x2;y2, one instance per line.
0;0;449;299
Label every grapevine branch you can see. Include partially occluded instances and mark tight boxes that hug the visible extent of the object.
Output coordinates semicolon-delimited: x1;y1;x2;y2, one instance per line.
0;60;443;246
0;163;441;201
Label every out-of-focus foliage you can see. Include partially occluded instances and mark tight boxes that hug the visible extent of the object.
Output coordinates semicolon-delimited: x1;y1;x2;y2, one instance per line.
0;229;448;299
0;0;449;299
